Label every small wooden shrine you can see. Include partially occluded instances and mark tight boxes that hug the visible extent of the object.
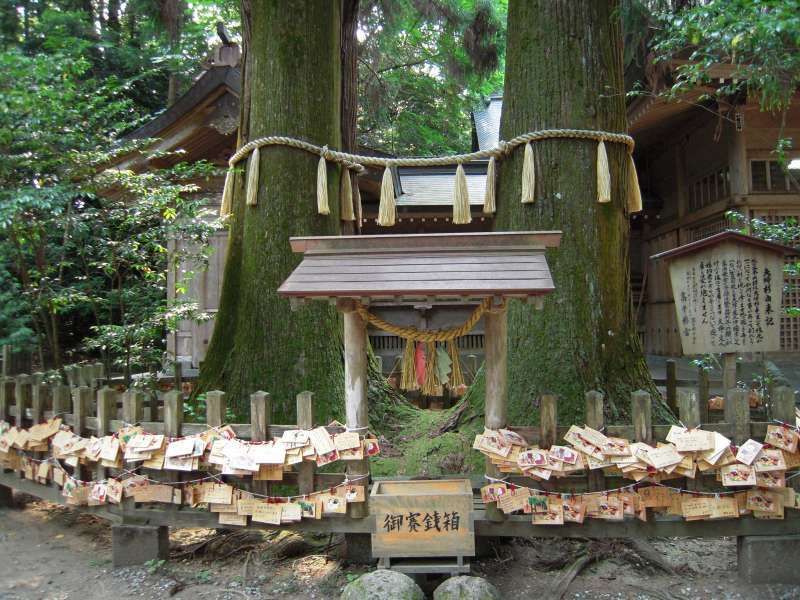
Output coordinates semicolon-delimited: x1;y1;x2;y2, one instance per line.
278;231;561;517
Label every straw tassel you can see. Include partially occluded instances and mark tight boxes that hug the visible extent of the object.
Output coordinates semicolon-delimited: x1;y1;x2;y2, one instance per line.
596;140;611;203
219;167;234;217
483;156;496;214
446;339;465;390
354;174;363;223
340;168;355;221
627;152;643;213
521;142;535;204
421;342;440;396
452;163;471;225
400;338;418;391
245;147;260;206
316;153;330;215
377;164;396;227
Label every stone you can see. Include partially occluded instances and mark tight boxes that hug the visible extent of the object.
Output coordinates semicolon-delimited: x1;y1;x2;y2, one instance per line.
737;535;800;584
111;525;169;567
344;532;373;564
434;576;502;600
0;484;14;508
340;569;424;600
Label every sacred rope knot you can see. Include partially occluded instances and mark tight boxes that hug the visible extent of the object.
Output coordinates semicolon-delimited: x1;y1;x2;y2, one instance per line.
496;140;511;156
321;145;333;161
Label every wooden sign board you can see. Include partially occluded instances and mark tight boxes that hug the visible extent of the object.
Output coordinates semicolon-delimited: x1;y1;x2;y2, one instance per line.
370;479;474;559
653;233;789;355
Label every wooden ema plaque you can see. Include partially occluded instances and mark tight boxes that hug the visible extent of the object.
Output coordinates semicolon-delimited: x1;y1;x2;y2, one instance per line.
370;479;475;559
652;232;790;355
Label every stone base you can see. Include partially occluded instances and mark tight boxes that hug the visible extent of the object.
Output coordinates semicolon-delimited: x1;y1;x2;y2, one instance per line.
112;525;169;567
344;532;374;564
738;535;800;584
0;484;13;508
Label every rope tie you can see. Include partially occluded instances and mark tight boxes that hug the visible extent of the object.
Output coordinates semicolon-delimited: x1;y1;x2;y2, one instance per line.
221;129;641;221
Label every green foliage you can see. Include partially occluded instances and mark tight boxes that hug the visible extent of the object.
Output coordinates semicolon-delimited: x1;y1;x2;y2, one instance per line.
649;0;800;160
358;0;506;155
0;3;218;372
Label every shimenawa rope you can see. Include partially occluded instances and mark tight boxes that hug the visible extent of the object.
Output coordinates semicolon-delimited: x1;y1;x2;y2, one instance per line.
219;129;642;222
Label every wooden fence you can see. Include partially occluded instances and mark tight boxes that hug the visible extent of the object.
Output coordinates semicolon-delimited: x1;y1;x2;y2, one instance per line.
1;375;799;541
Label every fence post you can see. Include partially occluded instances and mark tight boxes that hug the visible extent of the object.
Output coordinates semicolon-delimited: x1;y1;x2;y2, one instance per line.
539;394;558;449
665;359;677;415
52;384;71;418
31;381;51;423
722;353;737;396
772;387;795;425
0;377;13;422
251;391;271;496
585;391;605;491
64;365;78;388
697;367;709;424
91;362;105;387
173;362;183;395
205;390;226;428
71;386;90;481
96;386;118;480
14;375;31;427
727;389;750;444
122;389;145;424
296;391;314;496
678;389;701;429
163;390;183;437
631;390;653;445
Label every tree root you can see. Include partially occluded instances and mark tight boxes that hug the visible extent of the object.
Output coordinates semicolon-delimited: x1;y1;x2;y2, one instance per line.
549;552;601;599
625;539;676;575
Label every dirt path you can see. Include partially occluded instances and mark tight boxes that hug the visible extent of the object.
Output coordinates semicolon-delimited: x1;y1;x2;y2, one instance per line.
2;498;799;599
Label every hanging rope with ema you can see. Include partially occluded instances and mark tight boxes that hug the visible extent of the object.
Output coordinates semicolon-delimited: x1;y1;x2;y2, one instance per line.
218;129;642;225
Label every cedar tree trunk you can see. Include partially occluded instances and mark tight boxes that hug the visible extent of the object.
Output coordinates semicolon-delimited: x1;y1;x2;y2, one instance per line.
495;0;659;423
198;0;345;421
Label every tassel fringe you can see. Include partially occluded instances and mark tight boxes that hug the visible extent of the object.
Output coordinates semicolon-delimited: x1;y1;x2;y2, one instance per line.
421;342;440;396
400;339;418;391
245;147;259;206
377;165;396;227
452;163;471;224
340;168;355;221
521;142;535;204
627;152;643;213
447;339;465;390
219;168;234;217
354;175;363;223
596;140;611;203
316;154;330;215
483;156;496;214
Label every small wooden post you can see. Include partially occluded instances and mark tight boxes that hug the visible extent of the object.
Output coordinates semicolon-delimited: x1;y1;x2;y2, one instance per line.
14;374;31;427
772;386;795;425
250;392;270;442
340;302;370;519
122;389;145;424
727;389;750;444
96;386;117;480
585;391;605;491
205;390;226;428
296;391;314;496
678;389;700;429
72;386;91;481
483;302;507;522
72;387;90;437
251;391;271;495
539;394;558;449
31;382;50;423
665;359;677;415
163;390;183;437
173;362;183;396
722;353;738;396
697;367;709;423
92;362;105;387
52;384;71;417
0;377;14;422
631;390;653;444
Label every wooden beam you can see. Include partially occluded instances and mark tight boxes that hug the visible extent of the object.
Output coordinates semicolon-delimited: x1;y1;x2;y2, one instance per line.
342;306;370;519
483;305;507;522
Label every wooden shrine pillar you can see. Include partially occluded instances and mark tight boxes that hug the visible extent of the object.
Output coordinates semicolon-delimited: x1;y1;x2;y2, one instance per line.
483;300;507;522
339;300;370;519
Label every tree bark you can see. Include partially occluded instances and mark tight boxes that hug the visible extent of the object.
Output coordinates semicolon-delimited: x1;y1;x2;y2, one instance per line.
197;0;345;421
340;0;359;235
495;0;658;423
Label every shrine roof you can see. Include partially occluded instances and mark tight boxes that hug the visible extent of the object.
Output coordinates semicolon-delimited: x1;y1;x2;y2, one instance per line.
278;231;561;303
650;231;797;262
